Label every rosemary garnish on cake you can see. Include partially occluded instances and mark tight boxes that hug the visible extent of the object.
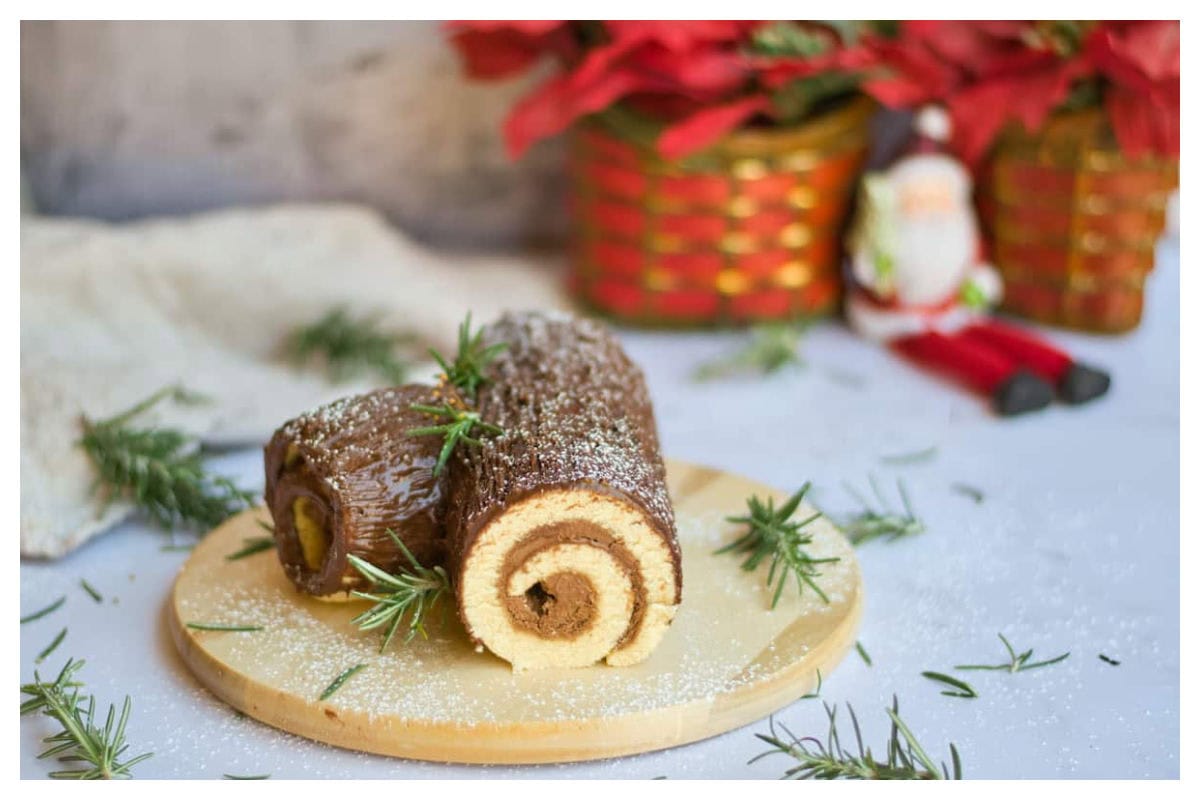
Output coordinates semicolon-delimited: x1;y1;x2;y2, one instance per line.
286;306;412;385
20;658;153;780
752;697;962;780
348;531;450;652
407;403;504;476
717;483;839;607
429;312;508;402
407;313;507;475
78;385;255;531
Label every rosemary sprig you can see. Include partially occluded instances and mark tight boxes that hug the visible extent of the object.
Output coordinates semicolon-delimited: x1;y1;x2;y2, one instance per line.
407;402;504;476
1099;654;1121;666
20;658;153;779
348;531;451;652
185;622;264;632
286;307;412;385
224;774;270;780
226;536;275;561
839;476;925;545
855;641;872;667
78;385;256;531
921;671;978;699
693;322;806;381
955;633;1070;673
36;628;69;664
717;483;840;608
80;580;103;604
22;596;66;625
319;663;368;701
751;697;962;780
429;312;508;402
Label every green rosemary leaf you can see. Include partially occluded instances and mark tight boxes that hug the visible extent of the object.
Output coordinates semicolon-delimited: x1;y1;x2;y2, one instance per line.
319;663;367;701
286;307;412;385
750;696;961;779
223;774;270;780
1099;654;1120;666
185;622;264;632
21;596;66;625
855;641;872;666
717;483;839;608
79;386;256;532
257;520;276;534
349;532;451;652
35;627;68;664
428;313;508;402
160;543;196;552
801;670;823;700
407;402;504;476
21;658;153;779
880;446;938;465
225;536;275;561
79;580;103;604
955;633;1070;673
921;671;978;699
693;322;806;381
950;482;985;504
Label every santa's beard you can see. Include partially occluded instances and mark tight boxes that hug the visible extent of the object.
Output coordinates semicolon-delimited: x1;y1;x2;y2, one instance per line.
891;210;977;306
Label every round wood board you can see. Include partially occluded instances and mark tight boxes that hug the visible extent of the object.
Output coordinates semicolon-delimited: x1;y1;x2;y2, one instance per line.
168;459;863;765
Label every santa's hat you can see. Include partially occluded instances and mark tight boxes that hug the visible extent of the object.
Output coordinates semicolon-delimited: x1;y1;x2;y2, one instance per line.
910;105;952;155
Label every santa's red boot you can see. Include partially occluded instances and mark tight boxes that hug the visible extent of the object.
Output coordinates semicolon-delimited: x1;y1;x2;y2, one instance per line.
958;320;1111;405
890;329;1055;416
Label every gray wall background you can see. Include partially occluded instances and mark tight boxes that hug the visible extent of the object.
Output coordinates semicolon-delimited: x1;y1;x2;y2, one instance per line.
20;21;568;247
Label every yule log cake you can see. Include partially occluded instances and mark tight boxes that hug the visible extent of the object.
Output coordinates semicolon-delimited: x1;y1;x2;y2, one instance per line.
443;312;682;670
260;311;682;669
264;386;446;599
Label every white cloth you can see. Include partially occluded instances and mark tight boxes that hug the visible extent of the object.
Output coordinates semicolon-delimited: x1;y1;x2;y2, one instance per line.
21;203;568;558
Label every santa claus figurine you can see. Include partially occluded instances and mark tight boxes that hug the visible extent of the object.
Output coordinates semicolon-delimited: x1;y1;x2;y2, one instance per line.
845;105;1111;416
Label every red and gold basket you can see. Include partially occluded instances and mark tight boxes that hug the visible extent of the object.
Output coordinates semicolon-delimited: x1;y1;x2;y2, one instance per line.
979;108;1178;334
567;97;874;326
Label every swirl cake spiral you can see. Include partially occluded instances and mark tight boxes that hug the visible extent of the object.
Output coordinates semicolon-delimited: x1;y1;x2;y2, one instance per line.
444;311;682;669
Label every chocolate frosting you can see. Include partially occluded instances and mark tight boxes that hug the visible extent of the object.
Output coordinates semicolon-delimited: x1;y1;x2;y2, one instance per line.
263;385;447;596
443;311;681;642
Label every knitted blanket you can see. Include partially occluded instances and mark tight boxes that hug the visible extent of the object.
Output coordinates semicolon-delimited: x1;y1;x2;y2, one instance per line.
20;204;567;558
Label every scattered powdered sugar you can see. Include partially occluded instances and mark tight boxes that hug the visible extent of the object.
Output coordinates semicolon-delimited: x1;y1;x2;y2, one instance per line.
174;490;859;730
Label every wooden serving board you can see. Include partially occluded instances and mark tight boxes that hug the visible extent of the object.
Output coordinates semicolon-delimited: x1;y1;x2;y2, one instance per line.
168;459;863;765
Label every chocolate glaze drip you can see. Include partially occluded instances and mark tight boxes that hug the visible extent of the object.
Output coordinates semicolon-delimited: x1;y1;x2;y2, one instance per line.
443;311;681;642
264;386;446;596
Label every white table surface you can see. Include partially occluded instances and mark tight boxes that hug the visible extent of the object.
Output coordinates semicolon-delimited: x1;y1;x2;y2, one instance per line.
21;239;1179;780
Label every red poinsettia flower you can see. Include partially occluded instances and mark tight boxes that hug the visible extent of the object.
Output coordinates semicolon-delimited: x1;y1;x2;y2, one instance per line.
865;20;1180;162
446;21;574;79
1085;21;1180;157
448;20;877;160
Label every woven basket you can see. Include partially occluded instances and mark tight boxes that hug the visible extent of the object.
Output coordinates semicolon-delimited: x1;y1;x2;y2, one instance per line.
979;108;1178;334
567;97;874;325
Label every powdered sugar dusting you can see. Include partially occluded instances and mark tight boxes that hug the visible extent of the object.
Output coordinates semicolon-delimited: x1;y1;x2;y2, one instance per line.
173;487;859;733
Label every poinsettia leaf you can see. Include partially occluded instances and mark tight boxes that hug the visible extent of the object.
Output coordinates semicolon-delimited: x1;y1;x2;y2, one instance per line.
656;95;770;160
504;69;643;158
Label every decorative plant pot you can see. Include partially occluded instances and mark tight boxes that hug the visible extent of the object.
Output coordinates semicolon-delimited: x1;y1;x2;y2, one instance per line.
979;108;1178;334
566;97;874;325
